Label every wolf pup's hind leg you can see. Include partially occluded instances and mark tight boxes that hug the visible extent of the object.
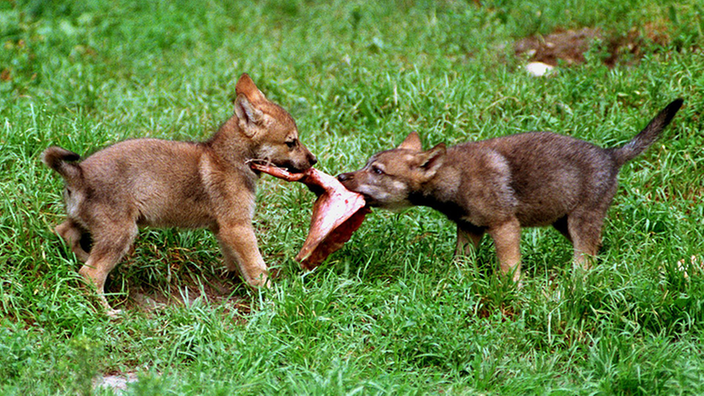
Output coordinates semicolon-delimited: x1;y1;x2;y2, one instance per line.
56;219;91;262
79;222;138;316
455;223;485;257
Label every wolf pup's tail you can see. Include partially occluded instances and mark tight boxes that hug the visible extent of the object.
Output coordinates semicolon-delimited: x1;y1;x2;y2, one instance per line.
42;146;82;182
612;98;684;167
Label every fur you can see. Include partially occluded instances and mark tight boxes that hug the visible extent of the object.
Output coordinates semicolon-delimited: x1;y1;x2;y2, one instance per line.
338;99;683;282
43;73;317;315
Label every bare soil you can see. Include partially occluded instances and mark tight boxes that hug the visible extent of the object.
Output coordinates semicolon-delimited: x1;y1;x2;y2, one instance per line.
514;25;670;67
104;269;251;316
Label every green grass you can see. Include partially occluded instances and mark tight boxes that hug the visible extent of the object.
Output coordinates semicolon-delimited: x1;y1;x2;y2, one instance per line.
2;0;704;394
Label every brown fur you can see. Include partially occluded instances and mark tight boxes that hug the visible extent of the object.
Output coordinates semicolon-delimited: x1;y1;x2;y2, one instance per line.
43;73;317;315
338;99;683;282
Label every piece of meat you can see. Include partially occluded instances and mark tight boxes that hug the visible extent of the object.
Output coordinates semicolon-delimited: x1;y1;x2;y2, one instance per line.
250;163;370;270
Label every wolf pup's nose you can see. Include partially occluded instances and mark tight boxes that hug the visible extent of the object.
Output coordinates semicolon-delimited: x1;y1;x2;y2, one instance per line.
337;173;351;182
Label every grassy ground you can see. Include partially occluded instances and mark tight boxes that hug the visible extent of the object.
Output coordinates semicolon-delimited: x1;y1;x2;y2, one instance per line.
2;0;704;394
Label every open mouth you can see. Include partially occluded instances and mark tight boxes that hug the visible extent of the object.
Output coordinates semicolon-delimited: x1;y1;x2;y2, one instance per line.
247;159;306;174
341;188;376;206
285;166;306;174
248;162;309;181
360;194;380;207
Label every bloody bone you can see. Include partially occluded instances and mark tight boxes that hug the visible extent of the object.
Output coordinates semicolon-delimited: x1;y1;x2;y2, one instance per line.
250;163;369;270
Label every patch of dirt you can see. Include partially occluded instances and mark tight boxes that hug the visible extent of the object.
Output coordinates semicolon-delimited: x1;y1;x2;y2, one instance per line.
94;372;139;394
514;25;670;67
107;271;252;316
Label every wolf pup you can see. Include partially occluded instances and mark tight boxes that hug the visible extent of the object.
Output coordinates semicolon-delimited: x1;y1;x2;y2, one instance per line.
43;73;317;314
338;99;683;282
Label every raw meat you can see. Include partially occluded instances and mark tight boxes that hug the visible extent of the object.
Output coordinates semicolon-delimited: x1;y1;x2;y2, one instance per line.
250;163;369;270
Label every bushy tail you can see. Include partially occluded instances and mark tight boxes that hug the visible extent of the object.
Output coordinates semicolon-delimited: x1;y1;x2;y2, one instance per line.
612;99;684;167
41;146;82;182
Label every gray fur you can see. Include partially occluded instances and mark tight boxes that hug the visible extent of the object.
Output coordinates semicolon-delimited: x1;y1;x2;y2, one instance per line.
338;99;683;282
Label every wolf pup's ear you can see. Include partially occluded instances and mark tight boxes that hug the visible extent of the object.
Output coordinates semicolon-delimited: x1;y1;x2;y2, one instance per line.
416;143;446;181
235;94;264;137
398;131;422;151
235;73;267;103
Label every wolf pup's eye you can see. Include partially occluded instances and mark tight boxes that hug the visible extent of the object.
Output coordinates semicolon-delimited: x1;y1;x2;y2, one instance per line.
285;139;297;149
371;165;384;175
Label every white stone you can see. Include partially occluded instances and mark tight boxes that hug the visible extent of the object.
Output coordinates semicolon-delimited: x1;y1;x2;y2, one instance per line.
525;62;554;77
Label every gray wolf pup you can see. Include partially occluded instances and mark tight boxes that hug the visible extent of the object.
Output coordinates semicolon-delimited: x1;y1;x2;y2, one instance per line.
337;99;683;282
43;73;317;314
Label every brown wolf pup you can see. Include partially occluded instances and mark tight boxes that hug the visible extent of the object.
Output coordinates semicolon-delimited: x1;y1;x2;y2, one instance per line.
43;73;317;315
338;99;683;282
